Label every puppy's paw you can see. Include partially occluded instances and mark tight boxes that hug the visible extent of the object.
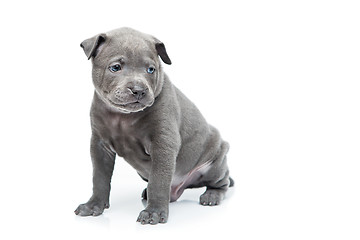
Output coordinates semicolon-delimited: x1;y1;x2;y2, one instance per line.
199;189;224;206
136;208;168;225
74;200;109;216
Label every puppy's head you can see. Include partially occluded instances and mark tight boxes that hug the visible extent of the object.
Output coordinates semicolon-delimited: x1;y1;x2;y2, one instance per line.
81;27;171;113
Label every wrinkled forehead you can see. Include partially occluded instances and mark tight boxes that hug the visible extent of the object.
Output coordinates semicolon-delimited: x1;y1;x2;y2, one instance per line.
100;32;158;63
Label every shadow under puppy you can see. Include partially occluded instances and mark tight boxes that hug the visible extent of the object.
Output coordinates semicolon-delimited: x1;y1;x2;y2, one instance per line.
75;27;234;225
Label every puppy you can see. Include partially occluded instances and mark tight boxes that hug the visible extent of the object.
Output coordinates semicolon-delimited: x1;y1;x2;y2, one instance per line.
75;27;233;224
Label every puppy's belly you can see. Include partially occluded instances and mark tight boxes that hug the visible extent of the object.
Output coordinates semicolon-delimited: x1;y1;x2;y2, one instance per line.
170;161;212;202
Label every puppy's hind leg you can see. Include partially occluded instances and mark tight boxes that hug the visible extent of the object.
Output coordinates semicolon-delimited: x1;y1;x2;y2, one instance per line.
200;174;230;206
199;156;232;206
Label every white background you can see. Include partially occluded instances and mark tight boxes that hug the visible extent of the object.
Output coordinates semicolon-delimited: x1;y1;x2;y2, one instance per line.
1;0;359;239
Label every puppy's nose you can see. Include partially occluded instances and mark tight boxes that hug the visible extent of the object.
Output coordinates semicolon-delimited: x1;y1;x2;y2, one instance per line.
128;85;147;100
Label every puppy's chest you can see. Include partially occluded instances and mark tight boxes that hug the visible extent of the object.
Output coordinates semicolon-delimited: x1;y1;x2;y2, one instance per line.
104;115;151;159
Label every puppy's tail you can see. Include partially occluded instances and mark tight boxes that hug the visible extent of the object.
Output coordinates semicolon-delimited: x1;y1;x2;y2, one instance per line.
229;177;235;187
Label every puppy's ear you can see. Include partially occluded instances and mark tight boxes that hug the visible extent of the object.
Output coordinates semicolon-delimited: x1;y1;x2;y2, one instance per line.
80;33;106;60
155;42;172;65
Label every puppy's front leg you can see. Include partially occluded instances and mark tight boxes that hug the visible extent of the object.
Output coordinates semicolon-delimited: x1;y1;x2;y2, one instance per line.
137;133;180;225
75;134;116;216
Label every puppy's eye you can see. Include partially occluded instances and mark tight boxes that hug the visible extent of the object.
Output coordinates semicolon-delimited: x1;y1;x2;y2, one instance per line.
109;64;121;73
147;67;155;74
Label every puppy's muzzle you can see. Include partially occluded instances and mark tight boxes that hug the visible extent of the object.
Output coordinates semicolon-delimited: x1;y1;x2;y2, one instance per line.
113;83;149;103
126;85;148;101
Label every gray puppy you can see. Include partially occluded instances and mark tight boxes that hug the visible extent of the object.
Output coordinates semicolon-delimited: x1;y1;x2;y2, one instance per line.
74;27;233;225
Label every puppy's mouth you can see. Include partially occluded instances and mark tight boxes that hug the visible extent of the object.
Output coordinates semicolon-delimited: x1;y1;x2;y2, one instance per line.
108;99;153;113
109;100;142;107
